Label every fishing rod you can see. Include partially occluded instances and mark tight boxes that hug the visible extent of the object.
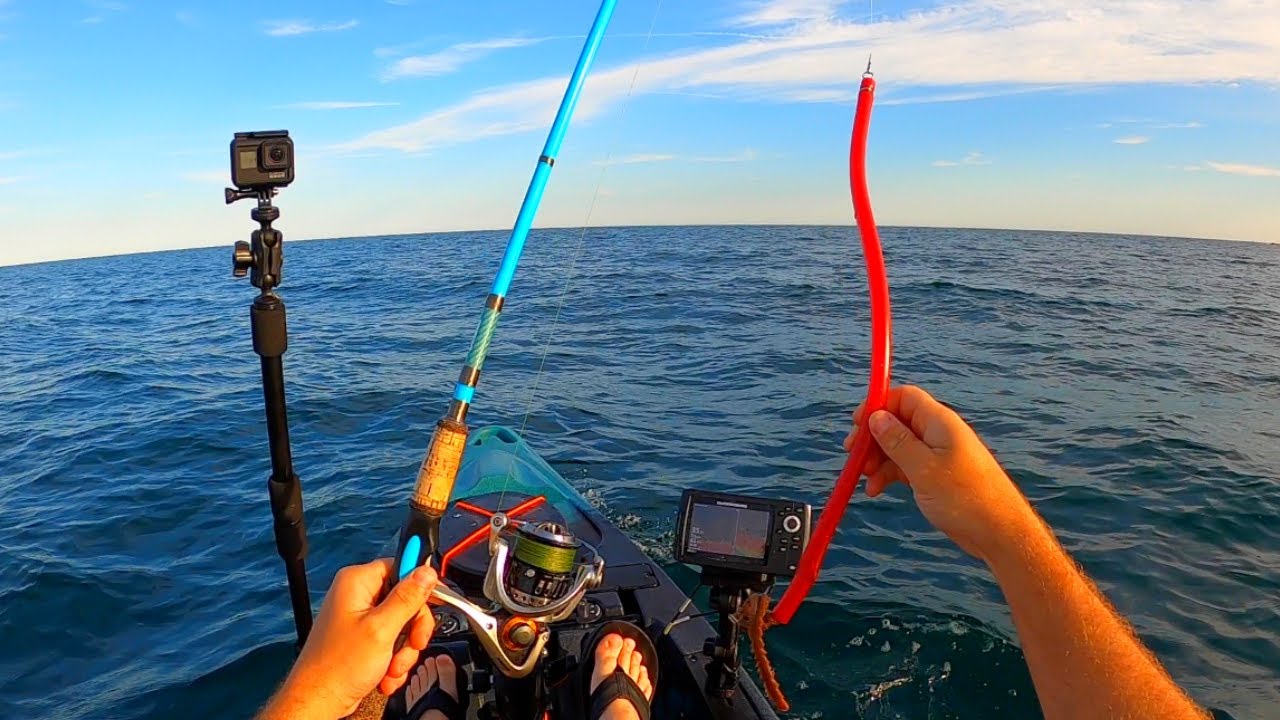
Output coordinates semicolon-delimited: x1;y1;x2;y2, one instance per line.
394;0;619;582
771;61;893;624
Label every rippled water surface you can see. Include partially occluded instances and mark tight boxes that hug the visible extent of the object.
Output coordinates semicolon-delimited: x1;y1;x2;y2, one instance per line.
2;226;1277;719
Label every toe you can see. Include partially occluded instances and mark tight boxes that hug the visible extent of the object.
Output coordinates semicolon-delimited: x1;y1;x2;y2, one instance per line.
627;645;643;679
590;633;625;693
435;653;459;701
423;655;439;690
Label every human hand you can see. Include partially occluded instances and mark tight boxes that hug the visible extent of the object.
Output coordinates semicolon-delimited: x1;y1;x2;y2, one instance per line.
846;385;1035;563
258;558;439;720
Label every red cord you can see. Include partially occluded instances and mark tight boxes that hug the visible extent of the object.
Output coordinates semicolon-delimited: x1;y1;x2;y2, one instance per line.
771;73;892;624
439;495;546;579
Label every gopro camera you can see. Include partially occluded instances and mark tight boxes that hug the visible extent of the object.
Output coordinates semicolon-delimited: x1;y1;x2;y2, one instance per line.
674;489;811;578
230;130;294;191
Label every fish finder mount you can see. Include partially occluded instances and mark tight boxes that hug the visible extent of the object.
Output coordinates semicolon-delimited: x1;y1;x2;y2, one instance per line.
673;489;812;699
226;129;313;650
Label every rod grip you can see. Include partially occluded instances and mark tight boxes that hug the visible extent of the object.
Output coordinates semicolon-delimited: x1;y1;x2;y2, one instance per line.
411;418;469;515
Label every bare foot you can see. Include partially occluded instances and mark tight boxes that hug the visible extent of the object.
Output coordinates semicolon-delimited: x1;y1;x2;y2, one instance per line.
406;654;458;720
590;633;654;720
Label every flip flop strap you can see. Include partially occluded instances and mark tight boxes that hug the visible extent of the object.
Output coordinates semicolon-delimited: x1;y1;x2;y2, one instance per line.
411;686;464;720
589;669;651;720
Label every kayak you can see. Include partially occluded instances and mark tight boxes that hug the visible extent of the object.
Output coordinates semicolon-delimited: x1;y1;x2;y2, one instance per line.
372;425;781;720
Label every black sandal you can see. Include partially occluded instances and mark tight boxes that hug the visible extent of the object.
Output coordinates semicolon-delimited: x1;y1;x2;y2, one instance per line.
407;649;468;720
580;621;658;720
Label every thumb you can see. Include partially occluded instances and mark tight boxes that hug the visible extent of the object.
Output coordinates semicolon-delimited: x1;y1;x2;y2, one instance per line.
867;410;933;478
370;565;437;628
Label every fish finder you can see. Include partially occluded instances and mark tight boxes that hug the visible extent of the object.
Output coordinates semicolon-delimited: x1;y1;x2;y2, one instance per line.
674;489;811;579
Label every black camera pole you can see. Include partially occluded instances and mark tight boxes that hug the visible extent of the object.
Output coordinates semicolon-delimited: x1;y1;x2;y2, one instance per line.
230;187;313;648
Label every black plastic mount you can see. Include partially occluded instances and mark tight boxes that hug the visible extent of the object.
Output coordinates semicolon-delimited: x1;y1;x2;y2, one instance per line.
700;567;775;700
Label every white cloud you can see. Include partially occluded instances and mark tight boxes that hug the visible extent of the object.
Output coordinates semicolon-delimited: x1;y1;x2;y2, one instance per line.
182;170;227;183
593;149;756;165
933;151;990;168
599;153;677;165
0;175;23;184
1207;161;1280;178
881;85;1064;106
82;0;125;24
694;149;758;163
381;38;542;80
263;19;358;37
1150;121;1202;129
0;149;48;161
342;0;1280;153
280;101;399;110
735;0;839;27
1114;136;1151;145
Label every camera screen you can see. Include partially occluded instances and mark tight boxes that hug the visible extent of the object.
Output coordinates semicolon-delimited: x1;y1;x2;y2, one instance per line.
684;502;770;560
238;150;257;171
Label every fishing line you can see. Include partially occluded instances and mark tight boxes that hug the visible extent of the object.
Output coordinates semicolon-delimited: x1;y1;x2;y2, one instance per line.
495;0;665;513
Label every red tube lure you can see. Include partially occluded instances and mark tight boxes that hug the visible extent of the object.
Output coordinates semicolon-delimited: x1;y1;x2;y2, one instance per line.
771;71;892;624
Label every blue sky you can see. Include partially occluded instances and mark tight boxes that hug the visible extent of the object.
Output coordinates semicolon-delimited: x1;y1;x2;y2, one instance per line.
1;0;1278;265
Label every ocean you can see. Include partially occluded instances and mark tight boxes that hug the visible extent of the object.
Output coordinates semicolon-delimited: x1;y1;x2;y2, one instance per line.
1;226;1276;719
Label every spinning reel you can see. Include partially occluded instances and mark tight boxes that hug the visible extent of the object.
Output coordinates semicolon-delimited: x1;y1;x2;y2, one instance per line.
429;512;605;678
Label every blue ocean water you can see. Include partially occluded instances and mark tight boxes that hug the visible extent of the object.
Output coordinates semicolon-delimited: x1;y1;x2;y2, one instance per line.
1;226;1277;719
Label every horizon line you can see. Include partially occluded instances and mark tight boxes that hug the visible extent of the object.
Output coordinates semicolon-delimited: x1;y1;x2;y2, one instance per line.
0;221;1272;270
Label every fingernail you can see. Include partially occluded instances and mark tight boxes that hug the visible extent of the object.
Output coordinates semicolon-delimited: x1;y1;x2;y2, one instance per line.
869;411;890;434
410;566;435;589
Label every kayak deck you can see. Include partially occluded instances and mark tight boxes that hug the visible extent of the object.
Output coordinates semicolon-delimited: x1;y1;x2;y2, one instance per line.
379;426;780;720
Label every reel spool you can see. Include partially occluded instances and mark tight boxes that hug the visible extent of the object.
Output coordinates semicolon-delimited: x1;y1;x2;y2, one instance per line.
484;512;604;623
428;510;604;679
506;522;582;608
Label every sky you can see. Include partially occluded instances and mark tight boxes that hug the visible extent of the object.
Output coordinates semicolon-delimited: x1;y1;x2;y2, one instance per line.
1;0;1278;266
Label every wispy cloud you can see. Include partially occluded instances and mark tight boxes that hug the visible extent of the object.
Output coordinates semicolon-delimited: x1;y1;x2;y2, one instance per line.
933;151;991;168
82;0;125;24
735;0;839;27
280;101;399;110
694;149;758;163
1103;119;1202;130
386;0;412;5
598;153;677;165
381;38;542;80
881;85;1065;106
0;149;48;161
182;170;227;183
263;19;358;37
1206;161;1280;178
342;0;1280;153
0;175;23;185
1114;136;1151;145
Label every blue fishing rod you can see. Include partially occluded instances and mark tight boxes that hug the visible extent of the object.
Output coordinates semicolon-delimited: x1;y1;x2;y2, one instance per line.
394;0;619;581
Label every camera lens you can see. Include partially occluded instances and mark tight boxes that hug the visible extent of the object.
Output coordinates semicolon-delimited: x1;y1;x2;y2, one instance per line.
260;141;291;170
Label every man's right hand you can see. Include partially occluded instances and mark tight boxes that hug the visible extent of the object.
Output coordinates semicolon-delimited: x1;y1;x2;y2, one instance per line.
848;385;1035;563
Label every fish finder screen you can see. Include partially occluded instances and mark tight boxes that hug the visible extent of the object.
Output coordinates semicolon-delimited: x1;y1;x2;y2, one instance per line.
685;502;770;560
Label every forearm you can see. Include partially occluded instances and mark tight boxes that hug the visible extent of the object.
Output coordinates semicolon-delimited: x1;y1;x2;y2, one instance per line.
256;670;348;720
985;506;1206;720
